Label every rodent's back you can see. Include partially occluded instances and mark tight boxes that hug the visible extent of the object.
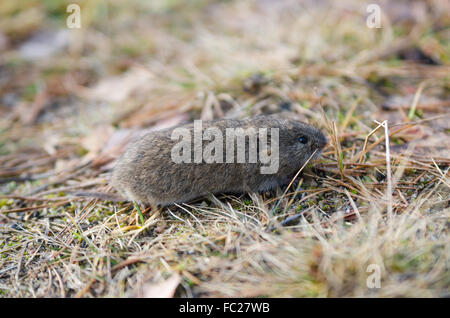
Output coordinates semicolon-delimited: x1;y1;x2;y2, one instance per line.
111;115;327;206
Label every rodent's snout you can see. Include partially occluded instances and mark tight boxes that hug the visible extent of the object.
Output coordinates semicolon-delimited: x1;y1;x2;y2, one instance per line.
313;132;328;150
320;135;328;149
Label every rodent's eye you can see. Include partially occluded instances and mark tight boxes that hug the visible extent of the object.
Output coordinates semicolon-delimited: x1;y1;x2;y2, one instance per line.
299;136;308;144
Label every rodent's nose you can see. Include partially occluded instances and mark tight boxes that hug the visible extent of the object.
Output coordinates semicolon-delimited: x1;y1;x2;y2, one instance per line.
314;134;327;150
320;135;328;148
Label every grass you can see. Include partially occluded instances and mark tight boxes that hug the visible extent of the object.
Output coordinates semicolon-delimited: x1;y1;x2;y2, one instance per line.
0;0;449;297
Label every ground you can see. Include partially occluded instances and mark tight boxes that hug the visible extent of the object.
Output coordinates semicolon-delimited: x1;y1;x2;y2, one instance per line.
0;0;449;297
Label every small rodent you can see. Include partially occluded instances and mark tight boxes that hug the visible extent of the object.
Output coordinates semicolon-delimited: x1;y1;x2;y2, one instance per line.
105;114;327;206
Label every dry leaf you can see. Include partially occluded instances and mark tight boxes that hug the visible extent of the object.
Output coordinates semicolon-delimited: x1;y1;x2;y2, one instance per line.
138;274;181;298
87;68;153;103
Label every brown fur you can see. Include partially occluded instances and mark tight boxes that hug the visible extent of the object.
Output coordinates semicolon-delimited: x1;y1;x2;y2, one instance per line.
111;115;327;206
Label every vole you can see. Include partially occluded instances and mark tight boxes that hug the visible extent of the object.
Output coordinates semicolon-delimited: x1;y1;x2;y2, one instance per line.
76;115;327;206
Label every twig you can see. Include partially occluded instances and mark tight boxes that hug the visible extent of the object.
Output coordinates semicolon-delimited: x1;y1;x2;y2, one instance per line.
270;149;318;215
0;200;73;214
408;81;427;120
